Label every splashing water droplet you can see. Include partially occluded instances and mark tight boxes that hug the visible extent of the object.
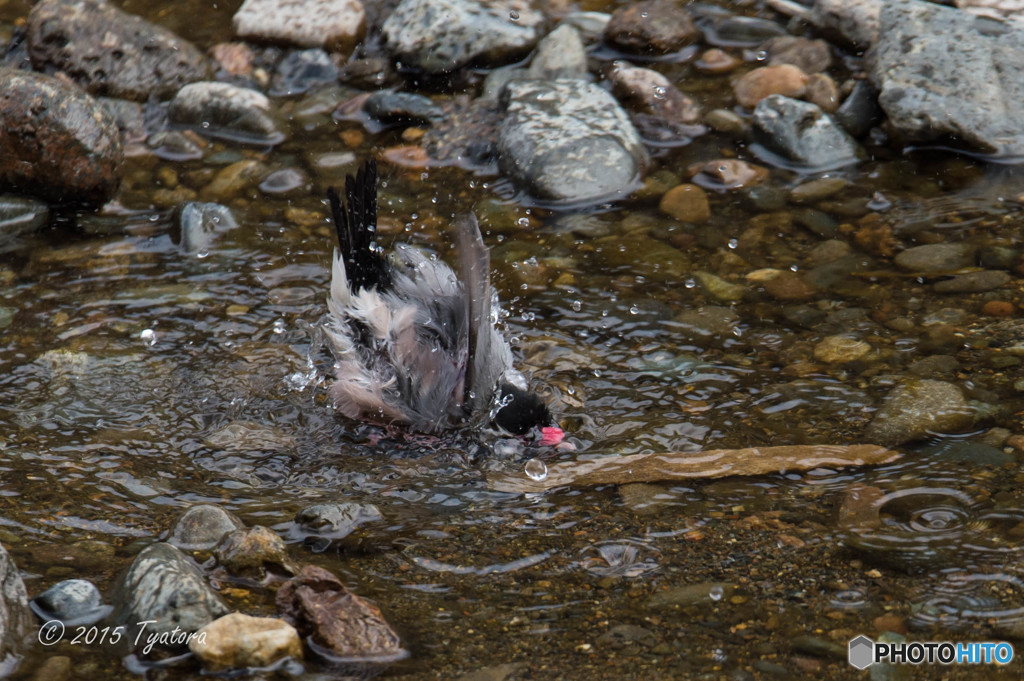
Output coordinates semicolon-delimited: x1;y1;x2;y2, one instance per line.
628;305;639;315
709;585;724;601
196;248;210;259
516;217;530;227
571;300;582;312
140;329;156;346
273;319;286;334
728;238;739;249
509;9;519;19
524;458;547;481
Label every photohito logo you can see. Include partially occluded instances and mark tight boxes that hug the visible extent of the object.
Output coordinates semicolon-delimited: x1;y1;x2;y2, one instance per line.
848;635;1014;668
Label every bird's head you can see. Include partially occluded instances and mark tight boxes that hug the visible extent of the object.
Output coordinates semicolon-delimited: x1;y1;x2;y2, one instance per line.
492;383;564;446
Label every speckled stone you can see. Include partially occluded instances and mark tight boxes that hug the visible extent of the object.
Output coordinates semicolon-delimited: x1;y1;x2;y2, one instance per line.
383;0;541;73
0;542;31;665
813;335;871;363
604;0;698;55
497;80;647;203
528;24;587;80
27;0;209;101
864;379;977;446
894;243;976;272
752;95;859;168
191;613;302;670
0;70;123;203
234;0;366;52
169;82;285;145
608;61;701;124
933;270;1011;292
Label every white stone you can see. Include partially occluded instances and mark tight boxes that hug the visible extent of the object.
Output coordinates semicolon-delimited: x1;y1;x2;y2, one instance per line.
233;0;366;52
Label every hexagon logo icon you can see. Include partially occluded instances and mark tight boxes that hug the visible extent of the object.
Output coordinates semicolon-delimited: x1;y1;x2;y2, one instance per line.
848;635;875;670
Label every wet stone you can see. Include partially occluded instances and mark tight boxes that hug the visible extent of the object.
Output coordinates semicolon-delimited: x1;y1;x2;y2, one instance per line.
761;270;815;301
383;0;541;73
933;270;1010;293
562;11;610;43
26;0;209;101
695;48;741;75
169;82;286;146
595;624;659;650
603;0;699;55
835;79;881;139
733;65;808;109
864;379;978;447
110;543;229;654
0;70;123;204
497;80;647;204
30;579;111;626
148;131;204;162
294;503;384;539
689;159;768;190
907;354;959;377
214;526;293;576
805;73;840;113
670;306;739;346
693;271;746;303
0;542;31;666
762;36;832;74
659;183;710;223
813;335;871;363
364;91;444;126
920;440;1015;466
271;49;340;96
168;504;245;551
234;0;366;53
703;15;787;48
789;177;849;204
646;583;737;610
528;24;587;80
191;612;302;671
277;565;406;669
200;160;269;202
752;95;860;169
608;61;701;125
704;108;747;136
893;243;976;272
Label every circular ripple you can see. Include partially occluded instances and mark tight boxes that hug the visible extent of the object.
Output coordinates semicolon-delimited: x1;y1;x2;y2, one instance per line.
909;570;1024;633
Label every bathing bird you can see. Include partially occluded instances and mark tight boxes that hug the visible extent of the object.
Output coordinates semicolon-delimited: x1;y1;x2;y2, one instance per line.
322;159;563;444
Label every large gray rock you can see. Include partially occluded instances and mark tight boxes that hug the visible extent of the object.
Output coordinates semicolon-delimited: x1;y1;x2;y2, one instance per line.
864;379;978;446
111;543;229;655
871;0;1024;156
528;24;587;80
0;70;123;203
168;82;285;146
497;80;648;204
26;0;209;101
0;542;30;672
752;95;859;169
383;0;541;73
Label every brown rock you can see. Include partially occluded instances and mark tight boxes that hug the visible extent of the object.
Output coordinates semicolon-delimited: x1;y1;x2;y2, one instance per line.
277;565;405;660
214;526;294;576
608;61;701;124
381;145;431;168
604;0;699;55
762;270;815;301
762;36;833;74
688;159;768;190
210;43;255;77
0;70;123;203
734;64;809;108
982;300;1015;317
659;184;710;223
806;73;840;113
873;614;908;635
695;48;740;75
836;484;885;530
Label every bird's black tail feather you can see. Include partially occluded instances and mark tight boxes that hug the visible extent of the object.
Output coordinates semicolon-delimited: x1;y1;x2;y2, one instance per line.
327;159;391;292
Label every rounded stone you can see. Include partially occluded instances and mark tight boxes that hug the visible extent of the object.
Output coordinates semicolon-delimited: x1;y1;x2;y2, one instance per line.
604;0;699;55
813;335;871;363
168;505;245;551
893;243;976;272
806;73;840;113
695;48;741;75
659;184;710;223
734;64;809;108
234;0;366;53
0;70;123;203
191;612;302;671
689;159;768;190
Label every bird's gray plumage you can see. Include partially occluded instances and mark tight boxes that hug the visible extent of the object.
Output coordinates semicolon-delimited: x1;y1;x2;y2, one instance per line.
322;160;525;434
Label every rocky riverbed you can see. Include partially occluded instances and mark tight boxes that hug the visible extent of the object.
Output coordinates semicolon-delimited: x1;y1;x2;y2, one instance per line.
1;0;1024;679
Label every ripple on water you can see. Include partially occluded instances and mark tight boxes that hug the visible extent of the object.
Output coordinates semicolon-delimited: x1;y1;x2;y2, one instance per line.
578;539;661;578
908;570;1024;635
840;486;1024;572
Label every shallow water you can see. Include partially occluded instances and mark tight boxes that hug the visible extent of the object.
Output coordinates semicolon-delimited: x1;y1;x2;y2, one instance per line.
2;0;1024;679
